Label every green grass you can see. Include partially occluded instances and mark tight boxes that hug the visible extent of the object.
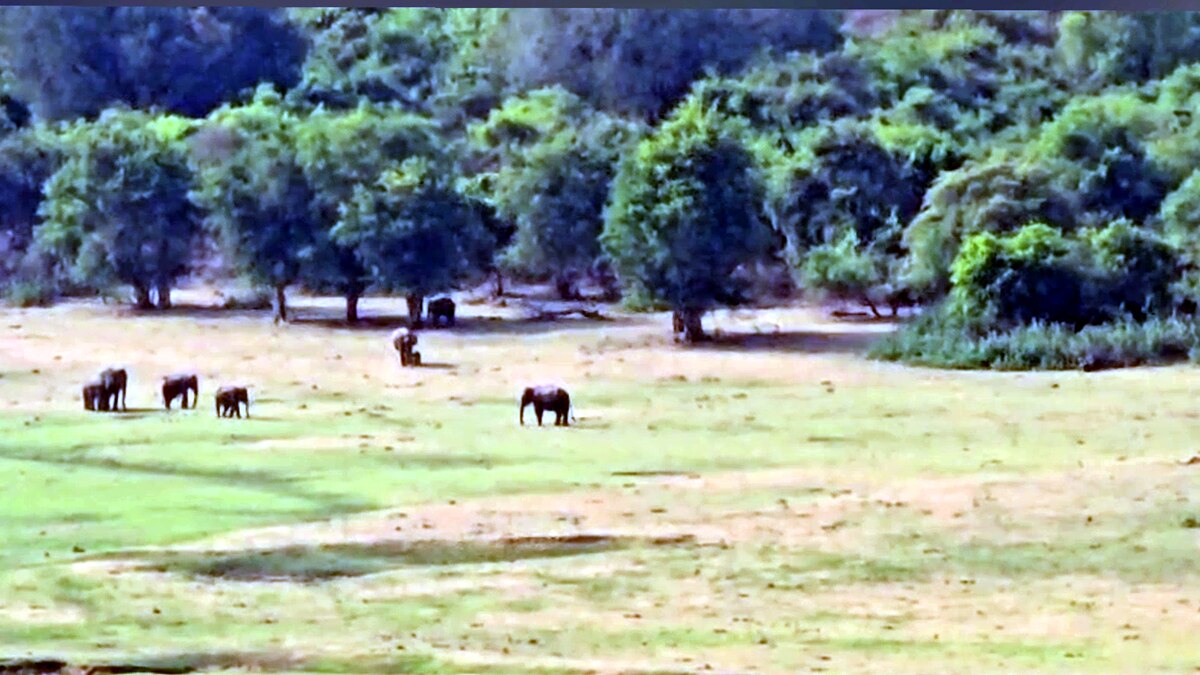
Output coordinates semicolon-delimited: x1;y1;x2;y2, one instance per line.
2;300;1200;673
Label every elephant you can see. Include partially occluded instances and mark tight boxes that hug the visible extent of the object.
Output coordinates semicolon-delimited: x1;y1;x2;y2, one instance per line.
391;327;420;367
519;385;574;427
162;373;199;410
428;297;456;327
215;385;250;418
99;367;127;412
82;380;109;412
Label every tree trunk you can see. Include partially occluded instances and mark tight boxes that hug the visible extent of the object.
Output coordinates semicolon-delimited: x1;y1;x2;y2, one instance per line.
133;284;153;310
274;284;288;323
345;291;360;323
863;297;882;319
599;272;621;302
406;293;424;327
680;308;706;344
493;270;505;298
156;283;172;310
554;271;578;301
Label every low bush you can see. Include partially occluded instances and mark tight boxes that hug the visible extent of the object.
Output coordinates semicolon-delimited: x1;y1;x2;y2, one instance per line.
3;278;57;307
872;311;1200;370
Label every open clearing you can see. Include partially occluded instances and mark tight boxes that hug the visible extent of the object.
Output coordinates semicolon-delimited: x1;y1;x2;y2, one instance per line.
1;290;1199;674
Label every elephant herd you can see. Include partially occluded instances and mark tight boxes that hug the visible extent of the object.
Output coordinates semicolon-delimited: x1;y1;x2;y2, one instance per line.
81;368;249;418
79;297;574;427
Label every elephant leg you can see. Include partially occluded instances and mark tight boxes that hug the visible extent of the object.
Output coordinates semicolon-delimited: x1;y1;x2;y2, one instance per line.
535;404;544;426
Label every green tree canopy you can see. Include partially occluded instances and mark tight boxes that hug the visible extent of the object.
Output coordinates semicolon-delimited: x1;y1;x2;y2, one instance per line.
36;109;198;308
470;87;644;299
190;86;319;322
0;7;306;120
483;9;842;120
332;157;494;325
601;99;772;341
293;101;439;321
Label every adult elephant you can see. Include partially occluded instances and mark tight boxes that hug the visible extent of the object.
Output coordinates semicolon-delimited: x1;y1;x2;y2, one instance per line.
100;367;128;412
162;373;199;410
519;385;574;427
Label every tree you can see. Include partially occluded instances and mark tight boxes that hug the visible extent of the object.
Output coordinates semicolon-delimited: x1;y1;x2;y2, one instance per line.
758;120;943;314
293;101;439;322
688;51;878;132
288;8;507;127
0;127;57;287
470;87;643;299
332;157;494;326
901;157;1079;303
483;9;842;120
36;109;198;309
190;86;319;323
289;8;446;112
1057;12;1200;91
601;99;772;342
0;7;306;121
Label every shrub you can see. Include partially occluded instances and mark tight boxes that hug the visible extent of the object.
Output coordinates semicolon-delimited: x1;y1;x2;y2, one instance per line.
1086;220;1181;320
4;278;56;307
873;311;1200;370
949;223;1091;330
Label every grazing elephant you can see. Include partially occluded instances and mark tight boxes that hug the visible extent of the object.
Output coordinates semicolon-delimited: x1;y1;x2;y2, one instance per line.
519;385;574;427
391;327;420;367
99;367;127;412
162;373;199;410
215;386;250;418
82;380;109;412
428;297;456;327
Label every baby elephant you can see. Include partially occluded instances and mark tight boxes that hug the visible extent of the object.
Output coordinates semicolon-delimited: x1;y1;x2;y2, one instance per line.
519;385;574;427
82;380;109;412
428;297;456;327
162;373;199;410
214;385;250;418
391;326;421;367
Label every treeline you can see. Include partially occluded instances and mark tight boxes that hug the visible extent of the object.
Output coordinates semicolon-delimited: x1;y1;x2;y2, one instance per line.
3;9;1200;366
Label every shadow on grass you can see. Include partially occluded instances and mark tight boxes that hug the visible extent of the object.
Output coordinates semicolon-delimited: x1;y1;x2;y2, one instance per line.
83;408;162;419
109;299;639;337
293;312;639;337
3;452;375;516
690;329;889;355
0;650;464;674
115;304;270;321
0;650;370;674
136;534;695;582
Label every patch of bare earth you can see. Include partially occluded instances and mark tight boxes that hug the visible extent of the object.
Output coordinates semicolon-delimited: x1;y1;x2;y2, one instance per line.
0;602;84;625
71;458;1191;563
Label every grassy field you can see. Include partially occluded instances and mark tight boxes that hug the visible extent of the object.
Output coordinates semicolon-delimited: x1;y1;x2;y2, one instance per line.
1;289;1198;674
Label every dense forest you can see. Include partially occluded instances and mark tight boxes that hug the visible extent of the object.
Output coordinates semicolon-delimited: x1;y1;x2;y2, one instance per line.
3;9;1200;369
